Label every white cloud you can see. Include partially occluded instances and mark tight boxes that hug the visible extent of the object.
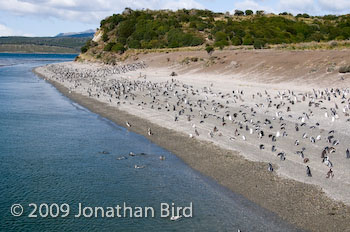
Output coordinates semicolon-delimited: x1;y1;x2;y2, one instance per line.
231;0;350;16
278;0;317;15
318;0;350;14
0;23;35;36
2;0;349;29
0;24;14;36
232;0;275;13
231;0;321;15
163;0;203;9
0;0;204;24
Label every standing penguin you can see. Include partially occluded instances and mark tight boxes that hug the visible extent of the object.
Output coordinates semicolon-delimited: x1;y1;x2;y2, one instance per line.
268;163;273;172
306;166;312;177
271;145;276;152
147;127;153;136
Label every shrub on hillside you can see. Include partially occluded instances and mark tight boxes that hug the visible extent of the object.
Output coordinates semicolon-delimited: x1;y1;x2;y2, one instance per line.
215;31;228;42
80;39;93;53
116;20;135;39
102;32;109;42
127;39;141;49
81;46;88;53
111;42;125;54
214;31;229;48
231;36;243;46
205;45;214;55
214;40;228;49
167;28;203;48
253;39;266;49
242;35;254;45
104;42;115;51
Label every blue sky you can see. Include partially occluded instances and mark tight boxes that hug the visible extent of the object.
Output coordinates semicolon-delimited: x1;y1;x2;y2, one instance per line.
0;0;349;37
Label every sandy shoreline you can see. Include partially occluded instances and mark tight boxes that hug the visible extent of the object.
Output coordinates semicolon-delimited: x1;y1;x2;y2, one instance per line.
33;51;350;231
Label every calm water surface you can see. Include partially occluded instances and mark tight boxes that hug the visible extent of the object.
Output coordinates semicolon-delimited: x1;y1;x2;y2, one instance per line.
0;53;301;231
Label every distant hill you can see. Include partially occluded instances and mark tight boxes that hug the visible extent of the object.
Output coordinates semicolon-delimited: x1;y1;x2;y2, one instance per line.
81;8;350;58
0;35;92;53
0;44;79;54
55;29;96;38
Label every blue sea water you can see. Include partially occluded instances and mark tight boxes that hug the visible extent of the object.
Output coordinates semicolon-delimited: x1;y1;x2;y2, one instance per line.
0;53;301;231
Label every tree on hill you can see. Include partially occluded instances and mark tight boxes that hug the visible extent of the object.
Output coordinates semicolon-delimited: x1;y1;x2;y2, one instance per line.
245;10;253;16
296;13;310;18
256;10;265;16
234;10;244;16
279;12;292;16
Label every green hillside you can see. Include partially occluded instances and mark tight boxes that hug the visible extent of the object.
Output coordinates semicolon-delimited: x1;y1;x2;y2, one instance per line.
0;36;91;53
82;8;350;56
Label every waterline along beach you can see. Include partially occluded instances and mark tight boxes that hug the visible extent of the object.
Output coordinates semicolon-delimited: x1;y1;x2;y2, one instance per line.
3;5;350;232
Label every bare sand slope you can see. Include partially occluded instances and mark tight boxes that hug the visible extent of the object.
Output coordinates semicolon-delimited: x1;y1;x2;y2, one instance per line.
133;49;350;87
34;49;350;231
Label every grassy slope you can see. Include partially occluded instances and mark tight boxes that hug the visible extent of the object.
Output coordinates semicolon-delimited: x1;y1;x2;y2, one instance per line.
0;44;78;54
0;36;90;53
